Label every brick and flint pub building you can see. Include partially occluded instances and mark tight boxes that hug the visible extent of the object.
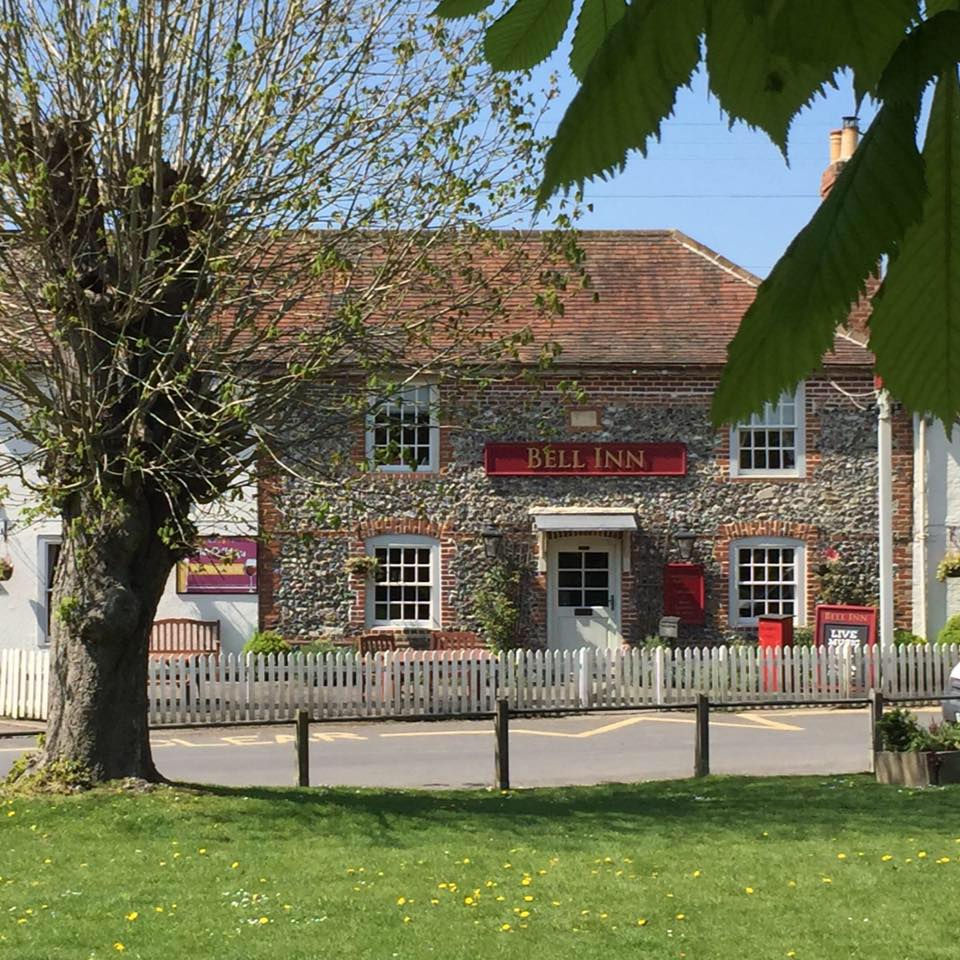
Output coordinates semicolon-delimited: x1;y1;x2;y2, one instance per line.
257;228;914;650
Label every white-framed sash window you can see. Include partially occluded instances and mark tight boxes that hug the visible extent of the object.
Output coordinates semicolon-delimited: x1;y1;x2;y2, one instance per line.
730;537;805;626
729;385;805;478
366;383;438;473
365;534;440;628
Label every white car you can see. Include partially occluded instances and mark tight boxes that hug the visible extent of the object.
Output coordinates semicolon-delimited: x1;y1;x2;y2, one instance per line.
945;661;960;723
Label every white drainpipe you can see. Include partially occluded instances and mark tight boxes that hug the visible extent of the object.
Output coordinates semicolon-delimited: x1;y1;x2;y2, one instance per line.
877;389;895;650
914;414;928;639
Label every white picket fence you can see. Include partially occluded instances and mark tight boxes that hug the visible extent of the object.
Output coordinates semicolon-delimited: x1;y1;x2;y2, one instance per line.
2;643;958;724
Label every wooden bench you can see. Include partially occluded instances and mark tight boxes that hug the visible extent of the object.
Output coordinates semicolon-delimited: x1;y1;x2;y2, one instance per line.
149;618;221;658
429;631;483;652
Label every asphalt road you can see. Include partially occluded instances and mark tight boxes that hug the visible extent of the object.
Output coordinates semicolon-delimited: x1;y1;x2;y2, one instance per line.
3;707;941;789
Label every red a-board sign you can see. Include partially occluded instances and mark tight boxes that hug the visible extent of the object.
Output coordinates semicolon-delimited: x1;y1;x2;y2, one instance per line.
814;604;878;648
484;442;687;476
662;563;705;625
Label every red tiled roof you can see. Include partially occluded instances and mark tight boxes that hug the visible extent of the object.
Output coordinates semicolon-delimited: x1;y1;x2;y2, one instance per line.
494;230;872;368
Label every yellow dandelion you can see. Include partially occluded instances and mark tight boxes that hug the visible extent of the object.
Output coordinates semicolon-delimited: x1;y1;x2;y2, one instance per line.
462;858;470;864
438;883;448;890
787;880;797;887
231;862;239;869
125;911;138;921
600;912;608;919
918;851;927;859
787;952;797;958
538;869;547;875
881;855;893;862
430;899;439;905
113;944;125;952
675;913;686;921
523;895;533;902
551;901;561;907
521;876;532;886
154;906;164;913
198;848;206;855
745;887;754;895
16;919;27;926
6;811;15;817
937;857;951;864
692;870;702;878
837;853;847;860
500;923;511;932
258;916;269;925
396;897;406;906
637;918;648;926
519;910;530;918
495;895;505;902
464;896;474;906
822;877;832;884
402;916;411;924
502;863;512;869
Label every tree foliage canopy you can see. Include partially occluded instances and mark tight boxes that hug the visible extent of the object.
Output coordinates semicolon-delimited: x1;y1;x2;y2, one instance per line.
436;0;960;425
0;0;578;783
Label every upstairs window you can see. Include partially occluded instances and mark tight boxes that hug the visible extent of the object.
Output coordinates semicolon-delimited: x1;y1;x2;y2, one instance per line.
729;386;805;478
730;538;805;626
366;383;438;473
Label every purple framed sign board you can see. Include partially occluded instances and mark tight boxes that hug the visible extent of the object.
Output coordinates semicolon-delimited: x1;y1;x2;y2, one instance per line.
177;537;258;595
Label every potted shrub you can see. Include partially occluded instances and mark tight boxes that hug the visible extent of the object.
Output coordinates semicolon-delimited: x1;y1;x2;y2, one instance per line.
0;557;13;582
875;707;960;786
936;551;960;581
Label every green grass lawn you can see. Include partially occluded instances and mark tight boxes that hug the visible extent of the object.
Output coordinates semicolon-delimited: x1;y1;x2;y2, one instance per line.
0;775;958;959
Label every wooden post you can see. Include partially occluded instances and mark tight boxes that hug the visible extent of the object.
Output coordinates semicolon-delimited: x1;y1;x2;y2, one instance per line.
694;694;710;778
295;708;310;787
868;688;884;774
495;698;510;791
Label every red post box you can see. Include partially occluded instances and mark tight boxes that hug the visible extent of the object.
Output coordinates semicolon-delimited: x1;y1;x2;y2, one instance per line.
758;615;793;691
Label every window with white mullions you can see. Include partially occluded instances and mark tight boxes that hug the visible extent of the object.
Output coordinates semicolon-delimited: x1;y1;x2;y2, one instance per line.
556;550;609;607
367;383;437;472
366;534;440;627
729;385;805;477
730;538;805;626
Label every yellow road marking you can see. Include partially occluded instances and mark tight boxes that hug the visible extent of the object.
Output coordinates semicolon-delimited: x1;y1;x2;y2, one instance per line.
312;732;368;743
0;746;37;753
735;713;804;732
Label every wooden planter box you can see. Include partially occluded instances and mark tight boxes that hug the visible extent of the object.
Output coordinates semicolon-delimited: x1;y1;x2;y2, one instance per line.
876;750;960;787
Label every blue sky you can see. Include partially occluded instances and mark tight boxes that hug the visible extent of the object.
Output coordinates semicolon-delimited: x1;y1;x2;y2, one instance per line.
538;67;879;278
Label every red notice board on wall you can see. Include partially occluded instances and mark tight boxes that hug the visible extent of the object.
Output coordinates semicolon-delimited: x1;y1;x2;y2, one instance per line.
663;563;705;626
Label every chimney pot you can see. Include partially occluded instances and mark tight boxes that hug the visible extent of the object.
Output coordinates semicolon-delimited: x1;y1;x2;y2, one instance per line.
840;117;859;161
829;130;842;164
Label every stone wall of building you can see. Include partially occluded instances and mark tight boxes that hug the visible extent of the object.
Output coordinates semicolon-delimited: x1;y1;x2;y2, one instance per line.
259;369;913;645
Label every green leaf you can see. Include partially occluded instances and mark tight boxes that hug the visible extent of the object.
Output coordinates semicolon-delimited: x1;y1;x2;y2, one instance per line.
433;0;495;18
878;9;960;104
569;0;627;80
771;0;917;98
712;98;926;425
706;0;835;154
484;0;575;71
869;70;960;423
539;0;704;200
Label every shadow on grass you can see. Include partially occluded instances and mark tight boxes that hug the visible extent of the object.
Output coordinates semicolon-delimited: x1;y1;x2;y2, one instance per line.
172;775;959;846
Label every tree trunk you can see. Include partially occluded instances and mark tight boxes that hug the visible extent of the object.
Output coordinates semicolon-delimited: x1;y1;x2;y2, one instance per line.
38;492;177;783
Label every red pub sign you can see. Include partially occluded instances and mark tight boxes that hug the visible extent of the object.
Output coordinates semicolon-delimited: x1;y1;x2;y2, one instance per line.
484;442;687;476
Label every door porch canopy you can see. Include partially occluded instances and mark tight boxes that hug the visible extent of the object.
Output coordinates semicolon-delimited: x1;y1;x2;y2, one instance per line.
529;507;637;572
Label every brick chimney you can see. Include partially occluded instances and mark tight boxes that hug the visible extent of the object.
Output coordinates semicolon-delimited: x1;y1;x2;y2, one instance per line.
820;116;859;199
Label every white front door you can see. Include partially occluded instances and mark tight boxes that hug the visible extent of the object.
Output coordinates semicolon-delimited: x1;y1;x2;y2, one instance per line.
547;537;621;651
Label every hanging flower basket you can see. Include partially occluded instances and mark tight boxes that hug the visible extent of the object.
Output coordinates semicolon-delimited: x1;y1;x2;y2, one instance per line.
936;551;960;581
0;557;13;582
